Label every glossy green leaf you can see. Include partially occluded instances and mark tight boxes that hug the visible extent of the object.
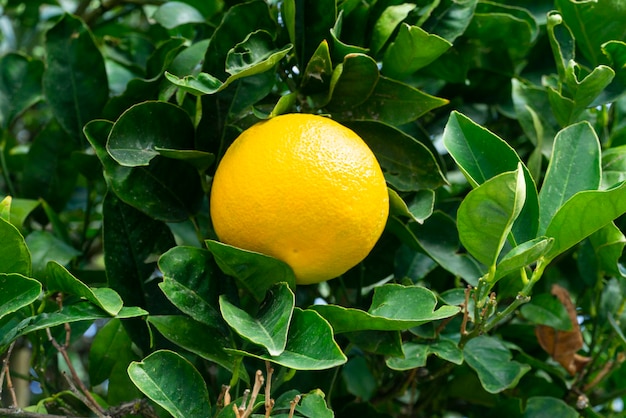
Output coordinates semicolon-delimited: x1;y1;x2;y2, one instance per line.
45;261;123;316
158;246;222;326
386;339;463;371
555;0;626;67
312;284;460;333
330;11;369;61
203;0;276;79
371;4;415;55
0;53;43;129
495;237;553;280
128;350;211;418
297;390;334;418
443;111;539;244
231;308;346;370
298;40;333;99
464;335;530;394
206;240;296;302
86;120;203;222
0;273;41;321
335;76;447;125
165;35;292;97
220;283;294;356
153;2;205;29
88;319;137;386
148;315;237;376
388;212;485;285
539;122;601;234
523;396;578;418
458;167;526;269
388;189;435;224
466;2;539;61
382;23;451;80
43;14;108;140
0;216;31;276
153;148;215;172
0;302;147;349
421;0;478;43
327;53;379;111
520;293;572;331
544;182;626;262
107;101;195;167
0;197;9;221
345;121;447;192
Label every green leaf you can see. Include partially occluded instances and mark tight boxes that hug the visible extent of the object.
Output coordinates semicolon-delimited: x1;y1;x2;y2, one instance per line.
107;101;195;167
0;273;41;321
293;0;336;68
421;0;478;43
43;14;108;140
520;293;572;331
344;121;447;192
588;222;626;278
329;11;369;62
463;335;530;394
383;24;452;80
312;284;460;333
86;120;204;222
344;330;404;357
342;356;377;401
296;390;334;418
203;0;277;80
21;120;79;211
101;192;176;317
539;122;601;235
128;350;211;418
25;231;81;281
88;319;137;386
0;302;147;350
386;339;463;370
327;53;379;111
388;212;485;285
225;30;293;77
523;396;579;418
157;246;222;326
544;182;626;262
148;315;238;377
495;237;554;280
388;189;435;224
457;166;526;269
335;76;448;125
555;0;626;67
153;2;205;29
230;308;346;370
442;111;539;244
370;4;416;56
0;53;43;129
220;283;294;356
45;261;123;316
602;145;626;189
206;240;296;302
0;216;31;277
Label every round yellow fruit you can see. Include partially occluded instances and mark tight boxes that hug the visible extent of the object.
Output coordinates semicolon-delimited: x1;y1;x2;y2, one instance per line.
210;113;389;285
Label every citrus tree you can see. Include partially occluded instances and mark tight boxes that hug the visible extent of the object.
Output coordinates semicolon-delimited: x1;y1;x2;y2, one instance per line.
2;0;626;417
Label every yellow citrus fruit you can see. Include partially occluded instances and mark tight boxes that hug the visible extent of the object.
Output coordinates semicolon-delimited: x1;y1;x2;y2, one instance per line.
210;113;389;285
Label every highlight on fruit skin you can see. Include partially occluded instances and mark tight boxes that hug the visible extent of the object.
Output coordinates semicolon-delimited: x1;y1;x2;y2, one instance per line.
210;113;389;285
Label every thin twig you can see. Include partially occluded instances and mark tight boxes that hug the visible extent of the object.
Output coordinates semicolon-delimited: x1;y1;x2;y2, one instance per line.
265;362;274;413
0;409;85;418
242;370;264;418
61;372;109;418
0;341;17;407
288;394;301;418
46;327;107;418
460;285;471;335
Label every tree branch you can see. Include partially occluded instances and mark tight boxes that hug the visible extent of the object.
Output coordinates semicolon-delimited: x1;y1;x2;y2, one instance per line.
0;408;84;418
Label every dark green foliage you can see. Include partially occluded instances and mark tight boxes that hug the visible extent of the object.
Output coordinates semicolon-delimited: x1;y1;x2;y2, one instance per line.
1;1;626;417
